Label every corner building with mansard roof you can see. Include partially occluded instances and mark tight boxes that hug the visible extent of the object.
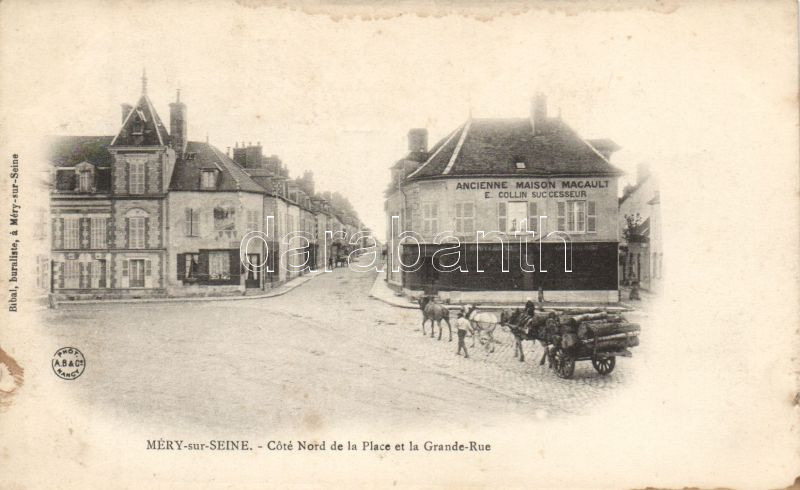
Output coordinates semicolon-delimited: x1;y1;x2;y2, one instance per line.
385;95;624;303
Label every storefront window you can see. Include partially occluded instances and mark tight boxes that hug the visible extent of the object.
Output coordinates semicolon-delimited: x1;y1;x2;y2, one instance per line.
209;251;230;280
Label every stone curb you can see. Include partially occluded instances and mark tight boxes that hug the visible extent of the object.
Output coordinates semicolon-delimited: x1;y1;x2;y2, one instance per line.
368;274;632;312
54;272;323;308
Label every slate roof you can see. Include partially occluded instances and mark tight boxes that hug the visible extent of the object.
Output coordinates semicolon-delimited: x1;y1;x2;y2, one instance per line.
48;136;114;167
168;141;265;193
111;94;170;147
408;118;622;180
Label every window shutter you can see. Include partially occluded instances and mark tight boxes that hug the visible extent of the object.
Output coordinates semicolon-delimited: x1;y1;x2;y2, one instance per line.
177;253;186;280
79;262;86;289
143;162;149;194
145;259;151;277
454;203;461;233
125;218;130;248
557;202;566;231
143;217;149;249
122;259;128;277
528;202;538;233
57;262;65;289
587;201;597;232
80;217;89;249
498;202;507;232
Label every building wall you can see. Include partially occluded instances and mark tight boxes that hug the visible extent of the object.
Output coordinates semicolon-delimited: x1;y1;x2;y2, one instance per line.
619;175;662;290
402;176;618;243
166;190;263;295
385;175;620;301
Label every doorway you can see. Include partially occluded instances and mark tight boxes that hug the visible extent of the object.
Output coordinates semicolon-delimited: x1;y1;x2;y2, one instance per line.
245;253;260;288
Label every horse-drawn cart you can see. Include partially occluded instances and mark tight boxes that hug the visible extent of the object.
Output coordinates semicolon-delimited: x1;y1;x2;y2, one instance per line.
550;316;640;378
501;309;640;379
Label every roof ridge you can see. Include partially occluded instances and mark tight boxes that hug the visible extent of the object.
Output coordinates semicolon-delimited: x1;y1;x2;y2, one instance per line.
442;119;471;175
407;123;464;180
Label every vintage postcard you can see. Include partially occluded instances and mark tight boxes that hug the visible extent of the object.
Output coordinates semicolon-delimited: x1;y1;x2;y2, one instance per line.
0;0;798;488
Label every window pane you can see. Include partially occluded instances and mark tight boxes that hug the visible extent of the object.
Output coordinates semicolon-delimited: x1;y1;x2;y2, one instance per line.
91;218;106;248
130;217;145;248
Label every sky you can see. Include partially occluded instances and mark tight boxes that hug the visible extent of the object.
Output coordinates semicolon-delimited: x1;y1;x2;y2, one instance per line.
1;1;794;239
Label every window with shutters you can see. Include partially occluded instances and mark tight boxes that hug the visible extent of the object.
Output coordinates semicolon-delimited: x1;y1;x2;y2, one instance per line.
90;217;106;248
557;201;593;233
63;218;79;249
129;161;145;194
129;217;146;248
506;202;527;233
209;251;230;280
454;202;474;234
129;259;145;288
421;202;438;234
64;260;80;288
184;208;199;237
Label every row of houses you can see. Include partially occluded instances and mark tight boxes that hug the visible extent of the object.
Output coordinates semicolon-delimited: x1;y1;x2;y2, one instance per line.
45;76;370;300
384;94;662;304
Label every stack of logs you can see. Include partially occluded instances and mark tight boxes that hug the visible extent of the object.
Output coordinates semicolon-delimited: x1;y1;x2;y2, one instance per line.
557;309;640;351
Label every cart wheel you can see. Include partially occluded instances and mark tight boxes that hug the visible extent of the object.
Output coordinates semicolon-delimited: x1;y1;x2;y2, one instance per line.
553;348;575;379
592;356;616;375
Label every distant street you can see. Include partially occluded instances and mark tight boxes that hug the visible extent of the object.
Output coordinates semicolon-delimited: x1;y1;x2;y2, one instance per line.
43;261;647;433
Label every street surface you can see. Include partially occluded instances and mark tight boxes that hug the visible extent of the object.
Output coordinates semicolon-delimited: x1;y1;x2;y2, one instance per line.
42;260;648;433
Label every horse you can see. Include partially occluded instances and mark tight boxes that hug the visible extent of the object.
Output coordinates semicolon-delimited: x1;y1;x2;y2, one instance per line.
418;296;452;341
500;308;558;365
462;304;499;353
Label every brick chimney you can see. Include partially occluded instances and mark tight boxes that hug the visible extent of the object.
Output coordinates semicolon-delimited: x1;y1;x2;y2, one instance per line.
169;89;187;156
121;103;133;124
233;142;263;168
407;128;428;154
531;93;547;135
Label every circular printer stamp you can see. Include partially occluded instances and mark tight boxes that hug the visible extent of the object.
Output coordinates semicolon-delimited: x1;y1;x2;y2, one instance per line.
52;347;85;380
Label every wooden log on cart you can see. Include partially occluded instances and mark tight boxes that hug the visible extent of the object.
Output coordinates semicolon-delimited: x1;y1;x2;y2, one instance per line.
557;308;607;316
569;312;609;323
583;336;640;351
578;323;641;339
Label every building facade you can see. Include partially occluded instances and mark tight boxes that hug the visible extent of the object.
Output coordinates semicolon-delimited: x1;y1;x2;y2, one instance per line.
619;165;662;292
385;95;623;303
48;78;369;300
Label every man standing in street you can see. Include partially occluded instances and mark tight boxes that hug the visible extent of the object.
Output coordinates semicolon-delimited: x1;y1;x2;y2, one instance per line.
455;311;473;358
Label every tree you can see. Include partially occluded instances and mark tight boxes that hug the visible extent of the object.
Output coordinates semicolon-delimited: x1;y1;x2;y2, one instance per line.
623;213;647;243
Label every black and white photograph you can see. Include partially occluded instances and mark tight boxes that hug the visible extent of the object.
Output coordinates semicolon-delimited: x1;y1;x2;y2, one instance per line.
0;1;797;488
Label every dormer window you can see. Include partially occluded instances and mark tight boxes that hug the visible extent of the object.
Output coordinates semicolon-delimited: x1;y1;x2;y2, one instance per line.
201;170;217;189
515;161;526;170
74;162;95;193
